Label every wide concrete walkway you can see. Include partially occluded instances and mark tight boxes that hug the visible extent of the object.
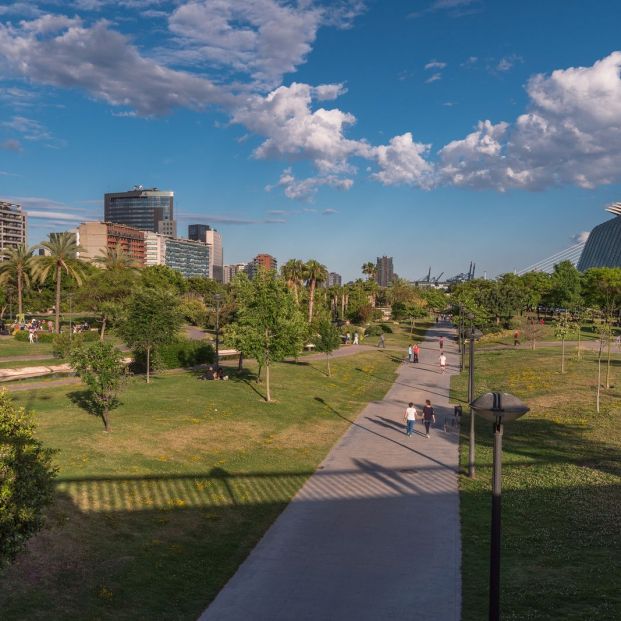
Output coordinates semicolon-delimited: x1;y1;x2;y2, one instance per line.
199;323;462;621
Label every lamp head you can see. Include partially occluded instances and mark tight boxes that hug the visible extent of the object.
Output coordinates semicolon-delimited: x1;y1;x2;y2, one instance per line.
470;392;529;424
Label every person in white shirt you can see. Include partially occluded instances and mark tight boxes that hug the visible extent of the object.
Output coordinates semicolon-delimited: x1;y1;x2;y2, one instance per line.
403;402;417;437
439;353;447;374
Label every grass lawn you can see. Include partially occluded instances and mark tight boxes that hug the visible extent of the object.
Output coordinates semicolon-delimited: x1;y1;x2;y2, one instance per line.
0;358;60;369
0;338;54;358
0;350;401;621
452;346;621;620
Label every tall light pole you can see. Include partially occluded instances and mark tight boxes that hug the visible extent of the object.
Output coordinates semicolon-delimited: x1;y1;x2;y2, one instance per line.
471;392;529;621
213;293;221;371
467;313;476;479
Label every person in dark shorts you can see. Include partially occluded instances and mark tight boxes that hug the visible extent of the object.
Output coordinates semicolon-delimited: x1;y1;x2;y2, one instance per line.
422;399;436;438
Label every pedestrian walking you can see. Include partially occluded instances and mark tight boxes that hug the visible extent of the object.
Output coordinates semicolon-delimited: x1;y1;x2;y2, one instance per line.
377;334;385;348
403;402;417;437
439;336;444;350
413;344;420;363
422;399;436;438
28;326;35;344
514;330;520;348
439;352;447;374
346;332;351;344
353;332;359;345
407;344;413;363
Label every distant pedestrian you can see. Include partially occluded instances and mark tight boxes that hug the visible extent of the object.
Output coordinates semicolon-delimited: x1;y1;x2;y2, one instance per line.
404;402;417;437
439;353;447;374
407;344;413;363
28;326;35;344
616;335;621;351
377;334;385;348
346;332;351;344
514;330;520;348
422;399;436;438
353;332;359;345
413;344;420;363
439;336;444;350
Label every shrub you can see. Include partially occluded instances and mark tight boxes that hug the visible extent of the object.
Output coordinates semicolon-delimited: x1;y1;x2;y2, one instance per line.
379;323;393;333
15;330;98;344
132;340;215;371
365;325;383;337
0;390;57;568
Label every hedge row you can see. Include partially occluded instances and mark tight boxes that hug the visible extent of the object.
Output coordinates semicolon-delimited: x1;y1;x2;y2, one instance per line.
132;340;215;371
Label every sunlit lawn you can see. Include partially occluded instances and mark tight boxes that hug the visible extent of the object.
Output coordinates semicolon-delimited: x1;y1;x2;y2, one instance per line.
0;338;54;358
453;346;621;620
0;351;400;621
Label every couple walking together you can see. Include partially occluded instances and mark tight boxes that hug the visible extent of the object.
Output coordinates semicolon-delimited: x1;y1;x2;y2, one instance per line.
404;400;436;438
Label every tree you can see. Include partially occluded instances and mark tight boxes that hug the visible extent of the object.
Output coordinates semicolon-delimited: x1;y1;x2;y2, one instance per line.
523;316;545;350
32;233;84;333
583;267;621;320
227;271;306;402
70;341;126;432
140;265;187;294
553;313;576;374
546;260;582;310
118;289;183;383
0;244;37;316
595;322;612;413
281;259;306;306
0;389;56;568
305;260;328;323
93;243;141;271
361;261;376;281
314;318;341;377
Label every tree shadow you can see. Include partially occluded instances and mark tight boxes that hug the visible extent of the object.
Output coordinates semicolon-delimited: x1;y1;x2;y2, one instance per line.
67;390;104;420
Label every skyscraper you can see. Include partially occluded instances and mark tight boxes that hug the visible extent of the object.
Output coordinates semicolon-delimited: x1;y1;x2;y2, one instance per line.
0;200;26;253
328;272;342;287
188;224;223;282
375;256;394;287
245;254;277;279
77;222;146;265
104;186;175;235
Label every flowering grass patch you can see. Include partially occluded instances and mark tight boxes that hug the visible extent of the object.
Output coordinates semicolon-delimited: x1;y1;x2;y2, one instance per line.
452;347;621;620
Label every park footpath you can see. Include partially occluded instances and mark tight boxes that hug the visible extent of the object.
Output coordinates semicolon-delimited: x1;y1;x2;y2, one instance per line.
199;323;461;621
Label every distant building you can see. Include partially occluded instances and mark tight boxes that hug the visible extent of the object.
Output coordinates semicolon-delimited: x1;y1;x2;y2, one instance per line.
245;253;277;279
164;237;210;278
375;256;394;287
144;231;167;267
104;186;175;235
577;203;621;271
188;224;223;282
0;200;26;253
223;263;247;284
77;222;145;265
327;272;342;287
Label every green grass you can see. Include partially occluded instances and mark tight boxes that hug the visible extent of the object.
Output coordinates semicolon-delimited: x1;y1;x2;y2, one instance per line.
0;350;401;621
0;339;54;358
0;358;60;369
453;347;621;620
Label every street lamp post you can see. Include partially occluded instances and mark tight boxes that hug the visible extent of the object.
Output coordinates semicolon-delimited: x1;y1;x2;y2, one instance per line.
471;392;529;621
213;294;221;371
467;313;476;478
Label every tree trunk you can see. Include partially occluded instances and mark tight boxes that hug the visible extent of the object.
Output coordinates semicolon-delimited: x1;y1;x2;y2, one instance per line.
606;336;612;389
238;352;243;371
100;316;107;341
561;338;565;374
54;263;62;333
17;270;23;316
102;408;111;432
265;362;271;402
326;352;331;377
308;279;316;322
340;294;345;319
146;346;151;384
256;364;262;383
577;325;582;360
597;352;602;413
293;283;299;306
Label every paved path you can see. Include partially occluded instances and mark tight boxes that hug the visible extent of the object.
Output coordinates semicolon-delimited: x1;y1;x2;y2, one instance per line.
199;323;461;621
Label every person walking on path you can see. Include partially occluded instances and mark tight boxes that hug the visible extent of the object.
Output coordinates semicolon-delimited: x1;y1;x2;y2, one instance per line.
353;332;359;345
422;399;436;438
407;344;413;363
377;334;385;348
439;352;447;374
403;402;417;437
514;330;520;348
439;336;444;350
413;343;420;363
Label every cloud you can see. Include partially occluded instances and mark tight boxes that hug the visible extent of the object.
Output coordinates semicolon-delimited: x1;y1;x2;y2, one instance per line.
0;170;18;176
322;208;338;215
2;115;51;141
425;73;442;83
410;0;481;19
0;138;22;152
495;54;523;72
266;167;354;200
425;60;447;70
571;231;590;244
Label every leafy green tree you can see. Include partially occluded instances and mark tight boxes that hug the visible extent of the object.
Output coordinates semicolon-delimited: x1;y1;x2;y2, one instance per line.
305;260;328;322
70;341;126;432
186;276;225;299
281;259;306;306
314;318;341;377
361;261;376;281
118;289;183;383
546;260;582;310
32;232;84;333
227;271;306;402
0;389;56;568
553;313;576;374
582;267;621;320
519;271;551;310
0;244;37;316
140;265;188;294
93;244;141;271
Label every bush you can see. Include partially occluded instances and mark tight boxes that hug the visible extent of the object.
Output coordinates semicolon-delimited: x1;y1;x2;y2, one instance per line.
0;390;57;568
132;340;215;371
365;325;383;337
379;323;393;333
15;330;98;344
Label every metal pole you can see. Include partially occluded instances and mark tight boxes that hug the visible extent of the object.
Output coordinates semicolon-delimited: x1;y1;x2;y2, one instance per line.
468;321;476;478
215;297;220;371
489;418;503;621
459;307;464;372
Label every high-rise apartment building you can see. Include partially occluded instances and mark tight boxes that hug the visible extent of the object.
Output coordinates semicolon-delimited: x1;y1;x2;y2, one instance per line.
0;200;26;253
375;256;394;287
77;222;145;266
188;224;223;282
245;253;277;279
104;186;175;235
328;272;342;287
164;238;210;278
223;263;247;284
144;231;167;267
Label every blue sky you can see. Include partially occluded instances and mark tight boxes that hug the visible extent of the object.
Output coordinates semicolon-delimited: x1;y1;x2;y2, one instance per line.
1;0;620;281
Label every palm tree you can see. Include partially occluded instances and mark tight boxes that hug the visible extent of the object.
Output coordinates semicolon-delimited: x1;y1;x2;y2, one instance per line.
362;261;377;281
281;258;306;305
0;244;37;316
33;232;84;333
305;259;328;322
93;244;141;271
